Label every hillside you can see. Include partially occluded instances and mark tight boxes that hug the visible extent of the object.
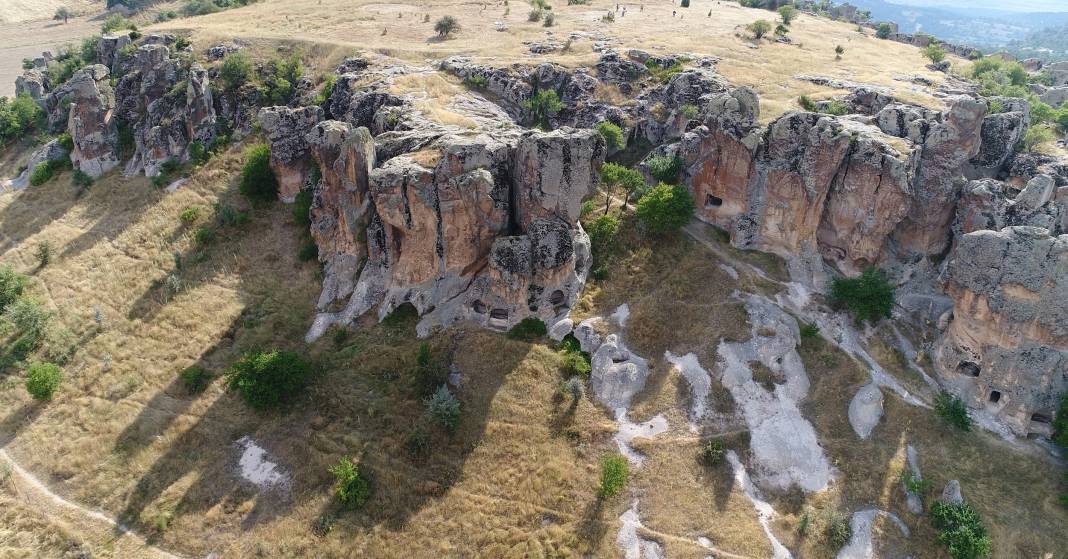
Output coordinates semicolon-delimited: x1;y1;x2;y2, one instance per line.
0;1;1066;558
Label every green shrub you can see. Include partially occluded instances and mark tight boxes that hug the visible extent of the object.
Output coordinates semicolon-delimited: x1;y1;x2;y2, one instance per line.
29;163;54;186
559;376;585;401
25;362;63;400
935;392;973;431
644;59;684;83
214;203;250;227
587;214;620;260
799;322;819;339
1053;391;1068;448
524;89;562;130
560;350;591;378
435;15;460;38
747;19;772;40
226;349;313;410
405;427;431;460
262;52;304;106
179;206;201;224
597;121;624;150
414;342;446;397
239;144;278;201
597;454;628;498
0;94;44;144
778;5;796;25
315;74;337;105
828;267;894;324
645;154;682;184
835;45;845;59
900;470;932;495
425;385;461;432
298;239;318;261
194;226;215;245
508;317;547;341
34;242;51;268
1022;125;1055;152
292;190;313;226
329;457;371;509
72;170;93;191
824;99;848;116
219;51;254;93
179;365;212;393
700;439;725;466
930;501;991;559
923;44;947;64
824;511;852;550
876;23;892;39
2;298;52;362
798;94;817;111
636;183;695;234
463;75;488;90
0;266;29;313
101;14;137;34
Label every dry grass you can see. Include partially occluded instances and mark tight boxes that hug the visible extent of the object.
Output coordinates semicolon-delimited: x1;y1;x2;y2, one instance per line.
145;0;953;122
389;72;478;129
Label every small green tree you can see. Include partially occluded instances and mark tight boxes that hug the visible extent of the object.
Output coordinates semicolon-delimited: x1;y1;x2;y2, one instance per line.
644;154;682;184
586;214;620;260
835;45;845;60
25;362;63;401
0;265;29;312
425;385;461;432
219;51;254;93
239;144;278;201
524;89;562;130
596;121;624;150
598;454;629;498
330;457;371;509
828;267;895;324
930;501;992;559
599;162;645;214
1052;392;1068;448
747;19;772;40
179;366;212;393
54;7;72;24
778;5;797;25
935;392;973;431
435;15;460;38
876;23;892;39
635;183;695;234
508;317;547;341
922;44;947;64
226;349;313;410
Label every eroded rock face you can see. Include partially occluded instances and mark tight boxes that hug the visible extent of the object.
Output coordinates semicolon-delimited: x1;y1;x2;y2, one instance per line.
966;97;1029;180
937;226;1068;437
305;127;603;340
892;96;986;257
259;105;324;201
67;65;119;178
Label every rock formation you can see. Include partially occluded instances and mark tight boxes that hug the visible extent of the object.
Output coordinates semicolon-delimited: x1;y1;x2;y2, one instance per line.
66;65;119;178
259;106;324;202
937;226;1068;437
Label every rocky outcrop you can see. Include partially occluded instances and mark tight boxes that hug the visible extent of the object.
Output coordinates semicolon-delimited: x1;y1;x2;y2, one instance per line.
2;139;67;191
892;96;986;257
67;65;119;178
259;105;324;201
956;175;1066;236
98;33;133;73
14;70;48;107
304;127;604;341
937;226;1068;437
966;97;1029;180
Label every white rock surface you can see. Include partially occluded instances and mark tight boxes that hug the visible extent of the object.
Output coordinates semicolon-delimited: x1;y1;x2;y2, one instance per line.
617;501;665;559
836;509;910;559
235;436;290;490
726;451;794;559
848;383;884;439
666;351;712;424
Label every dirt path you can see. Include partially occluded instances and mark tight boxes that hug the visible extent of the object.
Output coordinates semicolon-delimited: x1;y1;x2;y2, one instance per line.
0;449;184;559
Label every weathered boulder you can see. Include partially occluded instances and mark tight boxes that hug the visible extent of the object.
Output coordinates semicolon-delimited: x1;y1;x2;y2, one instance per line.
892;96;986;257
259;105;323;201
66;65;119;178
875;102;939;145
956;175;1065;236
98;34;133;73
513;127;605;229
14;70;48;107
937;226;1068;437
305;120;376;309
2;140;67;191
966;97;1029;179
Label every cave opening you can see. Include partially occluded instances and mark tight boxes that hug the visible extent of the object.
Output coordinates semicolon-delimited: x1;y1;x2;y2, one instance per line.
705;194;724;208
988;390;1001;404
956;361;981;377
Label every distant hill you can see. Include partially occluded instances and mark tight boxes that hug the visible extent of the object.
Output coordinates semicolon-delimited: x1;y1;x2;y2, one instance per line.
844;0;1068;54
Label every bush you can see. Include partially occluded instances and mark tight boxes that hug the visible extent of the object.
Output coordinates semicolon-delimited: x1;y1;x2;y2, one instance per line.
559;376;584;401
799;322;819;339
226;349;313;410
239;144;278;201
824;99;848;116
636;183;695;234
828;267;895;324
560;350;591;378
598;454;628;498
179;206;201;224
935;392;972;431
597;121;624;150
524;89;562;130
824;511;852;550
834;45;845;59
930;501;991;559
798;95;817;111
2;298;51;353
315;74;337;105
923;44;947;64
298;239;318;261
644;59;684;83
292;190;313;226
261;52;304;106
1022;125;1055;152
72;170;93;191
435;15;460;38
529;9;544;22
214;203;250;227
587;214;620;260
1053;391;1068;448
25;362;63;400
0;266;29;312
101;14;137;34
900;470;932;495
645;154;682;184
414;342;446;397
777;5;796;25
508;317;547;341
747;19;772;40
194;226;215;245
700;439;725;466
219;51;254;93
179;365;212;393
0;94;44;144
29;163;54;186
34;242;51;268
876;23;892;39
600;162;646;211
425;385;461;432
330;457;371;509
